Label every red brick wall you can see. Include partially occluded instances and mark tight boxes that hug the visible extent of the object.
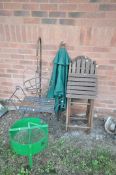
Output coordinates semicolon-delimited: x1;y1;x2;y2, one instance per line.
0;0;116;116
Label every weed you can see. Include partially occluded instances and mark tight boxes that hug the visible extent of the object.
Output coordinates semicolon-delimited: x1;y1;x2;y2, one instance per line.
17;167;29;175
0;136;116;175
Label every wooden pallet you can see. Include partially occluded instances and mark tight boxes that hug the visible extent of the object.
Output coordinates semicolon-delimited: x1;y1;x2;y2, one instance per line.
66;56;97;131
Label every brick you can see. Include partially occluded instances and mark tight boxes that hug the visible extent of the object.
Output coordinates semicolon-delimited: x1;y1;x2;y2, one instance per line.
32;25;39;42
18;49;34;55
111;31;116;47
99;65;114;70
59;19;75;25
93;19;116;27
100;100;114;104
0;0;12;2
0;10;12;16
40;4;58;11
7;69;19;73
42;18;57;24
0;17;6;23
72;0;91;2
22;4;39;10
69;12;84;18
111;0;116;2
80;27;92;45
49;12;66;18
110;60;116;64
20;60;34;65
49;0;67;3
43;44;57;50
14;10;30;16
1;81;13;86
99;4;116;11
0;24;5;41
13;74;23;78
59;4;77;11
10;25;17;42
78;3;99;12
13;65;24;69
0;74;11;78
92;47;110;52
50;0;88;3
105;12;116;19
23;17;40;24
88;12;105;18
4;24;10;41
72;12;105;18
23;55;36;60
4;3;22;9
0;3;3;9
26;26;32;42
89;0;98;2
0;69;5;74
30;0;48;2
16;25;22;42
5;17;23;24
12;0;30;2
21;25;26;42
32;11;48;17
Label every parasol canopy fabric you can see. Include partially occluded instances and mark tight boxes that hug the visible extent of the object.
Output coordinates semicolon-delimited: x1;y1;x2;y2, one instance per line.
47;47;71;112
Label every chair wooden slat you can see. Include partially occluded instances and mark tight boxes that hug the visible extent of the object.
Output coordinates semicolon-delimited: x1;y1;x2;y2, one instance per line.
67;85;97;92
85;59;91;74
67;89;96;96
81;58;86;74
66;94;96;99
68;77;96;83
72;60;77;73
67;81;96;87
69;73;96;78
76;58;81;74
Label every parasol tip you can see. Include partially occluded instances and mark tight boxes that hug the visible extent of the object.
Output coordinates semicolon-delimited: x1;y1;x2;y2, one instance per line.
59;41;66;48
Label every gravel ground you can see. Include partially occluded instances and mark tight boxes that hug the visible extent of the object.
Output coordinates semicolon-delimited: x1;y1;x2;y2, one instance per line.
0;110;116;153
0;110;116;175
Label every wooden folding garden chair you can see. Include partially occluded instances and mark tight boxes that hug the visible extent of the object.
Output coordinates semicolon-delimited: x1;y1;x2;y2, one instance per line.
66;56;97;131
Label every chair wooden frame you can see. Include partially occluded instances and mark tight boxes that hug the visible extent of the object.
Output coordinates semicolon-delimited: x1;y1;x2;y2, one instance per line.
66;56;97;131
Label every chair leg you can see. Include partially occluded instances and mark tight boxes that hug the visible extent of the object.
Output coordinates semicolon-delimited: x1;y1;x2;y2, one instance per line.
56;111;61;121
87;99;94;128
89;99;94;128
86;99;90;127
66;98;71;131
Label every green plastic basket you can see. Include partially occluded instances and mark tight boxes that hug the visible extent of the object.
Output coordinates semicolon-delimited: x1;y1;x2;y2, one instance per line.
9;117;48;168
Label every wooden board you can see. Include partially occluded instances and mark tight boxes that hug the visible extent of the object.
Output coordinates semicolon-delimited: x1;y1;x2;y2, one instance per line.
67;89;97;96
68;77;96;83
67;81;96;87
67;85;97;91
66;94;96;99
69;73;96;78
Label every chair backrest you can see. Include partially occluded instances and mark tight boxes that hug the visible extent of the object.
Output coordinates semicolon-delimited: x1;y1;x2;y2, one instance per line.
66;56;97;99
